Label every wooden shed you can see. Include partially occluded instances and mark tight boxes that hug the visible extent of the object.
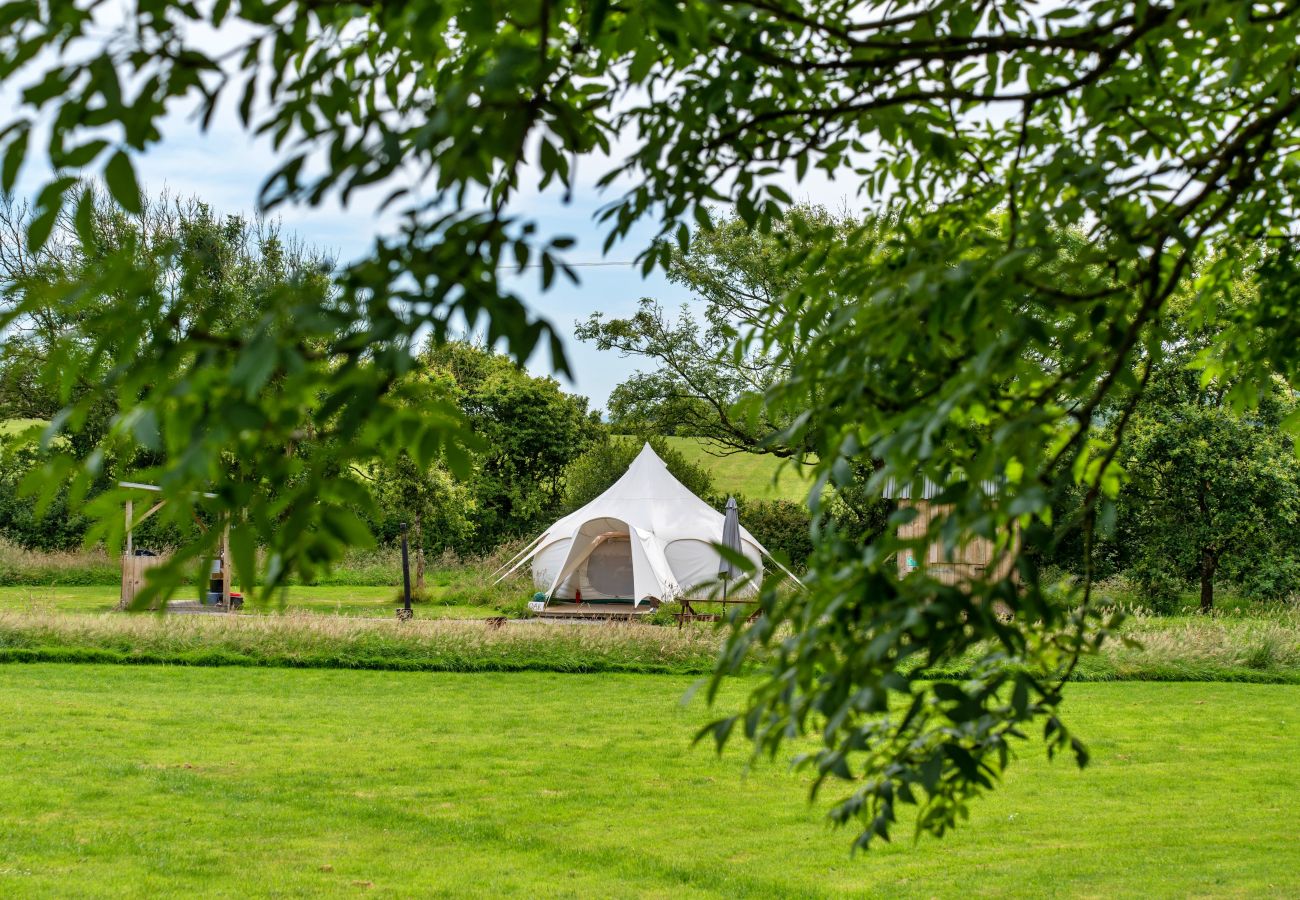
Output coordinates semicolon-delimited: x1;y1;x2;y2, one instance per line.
885;478;1017;585
117;481;235;611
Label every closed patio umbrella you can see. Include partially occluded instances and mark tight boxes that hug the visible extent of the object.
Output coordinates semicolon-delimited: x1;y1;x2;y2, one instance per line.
719;496;741;602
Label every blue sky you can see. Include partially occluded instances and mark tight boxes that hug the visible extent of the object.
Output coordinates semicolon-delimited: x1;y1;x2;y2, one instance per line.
6;19;846;410
109;121;693;411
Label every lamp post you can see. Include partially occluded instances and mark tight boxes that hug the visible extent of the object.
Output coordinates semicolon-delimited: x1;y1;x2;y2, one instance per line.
397;521;413;621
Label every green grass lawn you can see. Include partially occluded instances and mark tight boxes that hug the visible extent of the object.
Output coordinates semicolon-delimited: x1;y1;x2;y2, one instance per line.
664;436;812;502
0;584;504;619
1;665;1295;897
0;417;46;436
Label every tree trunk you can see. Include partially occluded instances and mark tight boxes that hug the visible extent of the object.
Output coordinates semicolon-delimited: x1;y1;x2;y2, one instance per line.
1199;548;1216;614
413;510;426;592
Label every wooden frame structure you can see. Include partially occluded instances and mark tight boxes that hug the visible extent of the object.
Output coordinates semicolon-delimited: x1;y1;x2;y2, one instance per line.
886;479;1018;585
894;498;1017;584
118;482;232;611
673;596;762;628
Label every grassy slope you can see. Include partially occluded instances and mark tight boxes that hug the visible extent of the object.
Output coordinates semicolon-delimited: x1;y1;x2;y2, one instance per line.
1;666;1296;897
0;418;45;435
663;436;812;502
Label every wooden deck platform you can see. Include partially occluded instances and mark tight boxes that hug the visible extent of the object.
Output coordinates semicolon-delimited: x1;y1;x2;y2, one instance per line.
534;601;655;621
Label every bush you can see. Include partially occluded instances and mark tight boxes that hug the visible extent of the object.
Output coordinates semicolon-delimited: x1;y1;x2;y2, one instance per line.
737;498;812;571
1131;560;1184;615
1234;553;1300;603
0;444;196;552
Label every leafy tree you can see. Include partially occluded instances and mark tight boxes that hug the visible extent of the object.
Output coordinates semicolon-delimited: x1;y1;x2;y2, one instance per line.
0;443;92;550
1118;364;1300;613
366;453;476;591
0;189;337;555
7;0;1300;848
580;205;855;457
354;365;479;589
562;434;715;510
587;205;892;552
0;189;330;457
426;342;601;549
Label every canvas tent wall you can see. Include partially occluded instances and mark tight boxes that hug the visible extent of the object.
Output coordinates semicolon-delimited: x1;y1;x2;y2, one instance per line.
499;443;770;606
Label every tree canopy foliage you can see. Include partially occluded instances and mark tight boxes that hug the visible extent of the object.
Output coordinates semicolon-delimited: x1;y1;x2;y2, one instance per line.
1117;362;1300;612
579;205;855;456
424;340;601;551
0;188;337;554
5;0;1300;847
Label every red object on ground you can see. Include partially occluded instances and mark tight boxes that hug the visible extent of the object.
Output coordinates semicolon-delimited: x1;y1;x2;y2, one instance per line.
575;589;582;605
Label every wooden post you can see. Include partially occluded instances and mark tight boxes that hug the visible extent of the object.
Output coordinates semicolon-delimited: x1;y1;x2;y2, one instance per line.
397;522;413;621
120;499;134;609
413;510;425;592
221;521;232;611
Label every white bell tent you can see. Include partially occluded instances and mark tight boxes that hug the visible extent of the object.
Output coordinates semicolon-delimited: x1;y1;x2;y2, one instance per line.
495;443;779;607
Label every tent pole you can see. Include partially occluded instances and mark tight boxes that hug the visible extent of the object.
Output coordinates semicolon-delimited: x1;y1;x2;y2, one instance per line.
489;531;547;579
765;554;804;588
493;539;550;585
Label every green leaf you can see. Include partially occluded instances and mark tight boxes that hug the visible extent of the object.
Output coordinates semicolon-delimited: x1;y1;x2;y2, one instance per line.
228;522;259;602
57;138;108;169
26;203;59;250
2;126;28;192
230;331;278;398
587;0;610;41
104;150;142;214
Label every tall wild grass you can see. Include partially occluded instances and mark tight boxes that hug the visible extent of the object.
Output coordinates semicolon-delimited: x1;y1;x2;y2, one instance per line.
0;538;537;600
0;541;119;586
0;604;1297;681
0;610;731;674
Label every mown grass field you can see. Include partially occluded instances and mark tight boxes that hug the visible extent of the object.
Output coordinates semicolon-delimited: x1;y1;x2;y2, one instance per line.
664;436;812;502
1;665;1296;897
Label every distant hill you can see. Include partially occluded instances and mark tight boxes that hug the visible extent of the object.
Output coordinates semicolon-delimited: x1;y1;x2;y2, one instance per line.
661;436;812;503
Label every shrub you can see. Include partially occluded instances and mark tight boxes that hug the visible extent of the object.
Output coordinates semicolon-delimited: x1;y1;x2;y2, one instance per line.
1131;561;1184;615
0;444;194;552
1234;553;1300;603
737;498;812;571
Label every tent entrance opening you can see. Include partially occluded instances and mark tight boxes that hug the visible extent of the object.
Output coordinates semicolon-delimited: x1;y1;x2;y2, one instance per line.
584;534;634;599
